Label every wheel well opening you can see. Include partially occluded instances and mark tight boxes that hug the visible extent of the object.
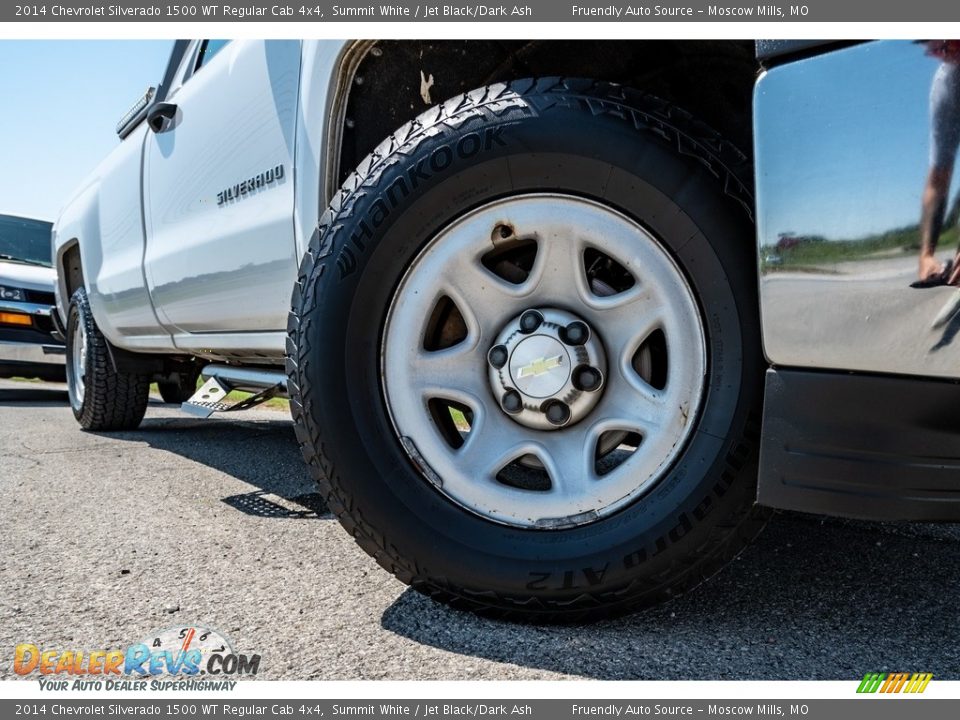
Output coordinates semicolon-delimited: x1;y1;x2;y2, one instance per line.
337;40;756;187
61;243;84;298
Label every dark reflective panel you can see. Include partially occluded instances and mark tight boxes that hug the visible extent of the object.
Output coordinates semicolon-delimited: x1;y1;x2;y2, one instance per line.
756;40;960;378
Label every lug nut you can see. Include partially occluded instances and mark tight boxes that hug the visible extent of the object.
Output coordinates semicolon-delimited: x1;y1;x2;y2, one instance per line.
488;344;508;369
519;310;543;334
561;321;590;346
501;390;523;415
543;400;571;427
574;365;603;392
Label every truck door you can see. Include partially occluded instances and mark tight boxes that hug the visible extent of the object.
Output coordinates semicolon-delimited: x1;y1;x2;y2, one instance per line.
143;39;301;335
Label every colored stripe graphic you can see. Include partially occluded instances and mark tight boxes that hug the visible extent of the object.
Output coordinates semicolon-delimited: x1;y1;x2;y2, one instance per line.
857;672;932;694
857;673;885;693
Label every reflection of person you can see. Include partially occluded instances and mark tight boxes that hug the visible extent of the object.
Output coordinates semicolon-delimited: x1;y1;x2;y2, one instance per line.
917;41;960;287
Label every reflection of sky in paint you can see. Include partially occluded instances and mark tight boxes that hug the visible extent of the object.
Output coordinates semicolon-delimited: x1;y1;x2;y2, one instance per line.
756;41;960;244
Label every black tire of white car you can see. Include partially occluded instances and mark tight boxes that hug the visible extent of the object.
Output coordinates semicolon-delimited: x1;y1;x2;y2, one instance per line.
158;368;200;404
288;78;768;621
66;287;150;431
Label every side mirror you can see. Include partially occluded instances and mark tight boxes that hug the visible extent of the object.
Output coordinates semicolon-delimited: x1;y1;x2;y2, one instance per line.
146;103;178;133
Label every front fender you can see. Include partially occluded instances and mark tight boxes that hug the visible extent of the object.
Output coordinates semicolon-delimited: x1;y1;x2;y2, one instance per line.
52;179;100;327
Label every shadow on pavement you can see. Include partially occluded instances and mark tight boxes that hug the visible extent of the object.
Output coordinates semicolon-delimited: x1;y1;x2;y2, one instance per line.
222;489;329;519
381;512;960;680
112;414;331;519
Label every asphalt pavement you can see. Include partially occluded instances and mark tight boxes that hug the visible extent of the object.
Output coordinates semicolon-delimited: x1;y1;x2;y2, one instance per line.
1;378;958;680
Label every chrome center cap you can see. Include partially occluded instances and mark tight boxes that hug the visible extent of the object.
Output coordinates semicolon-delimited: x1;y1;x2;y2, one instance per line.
488;307;607;431
509;335;570;398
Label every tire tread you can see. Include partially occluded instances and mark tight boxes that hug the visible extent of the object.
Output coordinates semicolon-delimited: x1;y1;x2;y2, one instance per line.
68;288;150;432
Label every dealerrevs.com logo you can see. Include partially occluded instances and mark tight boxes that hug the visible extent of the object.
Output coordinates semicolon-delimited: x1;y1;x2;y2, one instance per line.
13;625;260;691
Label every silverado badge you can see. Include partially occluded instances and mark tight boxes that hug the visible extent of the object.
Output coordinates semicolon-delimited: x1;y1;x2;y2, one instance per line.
217;164;285;206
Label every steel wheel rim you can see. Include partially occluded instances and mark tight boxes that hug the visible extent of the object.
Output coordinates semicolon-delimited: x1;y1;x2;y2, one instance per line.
382;193;707;529
69;317;87;408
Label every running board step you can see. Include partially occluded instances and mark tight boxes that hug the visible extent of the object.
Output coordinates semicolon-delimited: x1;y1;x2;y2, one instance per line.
181;365;287;418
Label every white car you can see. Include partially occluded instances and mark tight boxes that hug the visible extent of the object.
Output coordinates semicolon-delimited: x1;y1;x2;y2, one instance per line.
0;213;65;381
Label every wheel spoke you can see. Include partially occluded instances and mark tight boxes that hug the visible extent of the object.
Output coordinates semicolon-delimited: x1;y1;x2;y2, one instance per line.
526;235;591;305
409;342;488;406
584;285;664;358
455;409;528;480
441;257;529;340
535;426;596;496
596;365;666;435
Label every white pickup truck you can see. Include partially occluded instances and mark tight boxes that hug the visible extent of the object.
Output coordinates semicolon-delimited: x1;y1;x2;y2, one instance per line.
54;39;960;621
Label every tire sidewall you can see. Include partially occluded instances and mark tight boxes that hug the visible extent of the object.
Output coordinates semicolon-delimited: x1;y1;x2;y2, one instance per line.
296;88;762;602
65;287;149;432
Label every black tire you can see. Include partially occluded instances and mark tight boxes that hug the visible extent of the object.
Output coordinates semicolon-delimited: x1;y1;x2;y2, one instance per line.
287;78;768;621
66;287;150;431
158;368;200;404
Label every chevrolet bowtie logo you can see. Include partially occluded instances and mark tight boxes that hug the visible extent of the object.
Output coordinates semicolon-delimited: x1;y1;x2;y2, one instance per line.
517;355;563;378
